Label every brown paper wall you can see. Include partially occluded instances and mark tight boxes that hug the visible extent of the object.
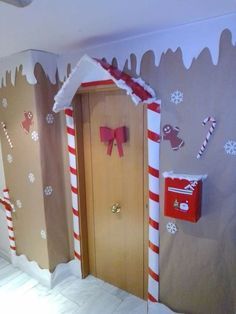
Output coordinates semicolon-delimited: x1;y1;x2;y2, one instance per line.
0;69;49;268
135;30;235;314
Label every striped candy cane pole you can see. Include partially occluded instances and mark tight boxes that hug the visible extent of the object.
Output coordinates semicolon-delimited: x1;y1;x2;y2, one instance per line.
65;108;81;262
2;189;16;255
147;101;161;303
197;117;216;159
1;122;13;148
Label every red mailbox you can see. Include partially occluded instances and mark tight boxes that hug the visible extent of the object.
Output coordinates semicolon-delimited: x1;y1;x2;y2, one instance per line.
163;172;207;223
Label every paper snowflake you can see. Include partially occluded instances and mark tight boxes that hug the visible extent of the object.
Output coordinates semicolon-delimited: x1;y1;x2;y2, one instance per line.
44;185;53;196
7;154;13;163
28;173;35;183
224;140;236;155
31;131;39;142
16;200;22;208
170;90;183;105
2;98;8;108
40;230;47;240
166;222;178;234
31;131;39;141
46;113;54;124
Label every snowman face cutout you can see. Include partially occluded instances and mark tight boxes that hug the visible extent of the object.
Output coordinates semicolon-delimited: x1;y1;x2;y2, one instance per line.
163;124;172;134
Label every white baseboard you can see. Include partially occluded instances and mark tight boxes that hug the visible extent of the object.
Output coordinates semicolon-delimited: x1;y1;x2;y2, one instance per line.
11;254;82;288
148;302;183;314
0;248;11;262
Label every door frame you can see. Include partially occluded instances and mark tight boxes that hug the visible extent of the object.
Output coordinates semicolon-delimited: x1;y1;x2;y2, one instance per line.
54;55;161;304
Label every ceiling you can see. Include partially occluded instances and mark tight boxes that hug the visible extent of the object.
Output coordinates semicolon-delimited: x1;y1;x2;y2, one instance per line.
0;0;236;59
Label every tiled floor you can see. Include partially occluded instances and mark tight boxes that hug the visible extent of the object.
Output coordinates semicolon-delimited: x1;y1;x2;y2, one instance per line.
0;257;147;314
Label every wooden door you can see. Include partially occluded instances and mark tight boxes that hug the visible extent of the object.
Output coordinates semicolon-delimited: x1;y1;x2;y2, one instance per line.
78;88;147;299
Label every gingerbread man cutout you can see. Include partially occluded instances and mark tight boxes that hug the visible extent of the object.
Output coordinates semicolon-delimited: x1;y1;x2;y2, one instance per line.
162;124;184;151
21;111;34;134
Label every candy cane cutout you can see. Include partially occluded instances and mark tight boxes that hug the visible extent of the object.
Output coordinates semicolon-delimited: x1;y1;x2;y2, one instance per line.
197;117;216;159
1;122;13;148
147;101;161;303
0;189;16;255
65;108;81;262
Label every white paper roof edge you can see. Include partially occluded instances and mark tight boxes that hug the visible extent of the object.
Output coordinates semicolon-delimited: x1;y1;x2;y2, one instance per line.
162;171;208;181
53;54;160;113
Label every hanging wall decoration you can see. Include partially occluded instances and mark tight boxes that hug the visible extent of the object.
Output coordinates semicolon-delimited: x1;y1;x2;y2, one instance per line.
162;124;184;151
166;222;178;234
21;111;34;134
2;98;8;108
100;126;127;157
7;154;13;163
31;130;39;142
224;140;236;156
170;90;183;105
197;116;216;159
28;172;35;183
46;113;54;124
163;172;207;223
1;122;13;148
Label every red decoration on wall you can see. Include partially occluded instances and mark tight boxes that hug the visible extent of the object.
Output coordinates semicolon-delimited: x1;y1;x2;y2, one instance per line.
100;126;127;157
21;111;34;134
164;176;203;223
162;124;184;151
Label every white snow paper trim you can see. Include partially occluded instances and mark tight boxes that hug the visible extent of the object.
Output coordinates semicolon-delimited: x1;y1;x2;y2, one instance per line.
162;171;207;181
0;14;235;88
57;13;236;80
0;50;57;87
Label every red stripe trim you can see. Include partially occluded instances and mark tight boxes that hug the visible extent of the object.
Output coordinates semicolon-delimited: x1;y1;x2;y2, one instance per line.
68;145;76;155
70;166;77;175
148;102;161;113
81;79;114;87
72;208;79;217
10;245;16;251
148;292;158;302
148;166;159;178
65;108;73;117
74;250;81;260
148;130;161;143
71;185;78;194
149;217;159;230
74;232;80;241
149;267;160;282
8;226;13;231
149;190;159;202
3;189;9;192
7;216;12;222
149;240;159;254
67;126;75;136
9;236;15;241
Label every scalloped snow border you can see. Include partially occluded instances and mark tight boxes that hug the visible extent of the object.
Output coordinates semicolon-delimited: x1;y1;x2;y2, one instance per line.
0;14;236;87
11;254;81;288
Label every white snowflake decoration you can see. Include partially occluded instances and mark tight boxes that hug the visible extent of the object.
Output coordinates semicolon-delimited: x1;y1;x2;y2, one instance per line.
28;172;35;183
16;200;22;208
166;222;178;234
46;113;54;124
224;140;236;155
40;229;47;240
2;98;8;108
7;154;13;163
44;185;53;196
170;90;183;105
31;131;39;141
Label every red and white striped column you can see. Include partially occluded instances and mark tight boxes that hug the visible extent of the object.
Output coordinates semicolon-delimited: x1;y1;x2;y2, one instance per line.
2;188;16;255
65;108;81;263
147;101;161;303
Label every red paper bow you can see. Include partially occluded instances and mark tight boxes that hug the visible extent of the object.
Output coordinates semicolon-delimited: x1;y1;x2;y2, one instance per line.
100;126;127;157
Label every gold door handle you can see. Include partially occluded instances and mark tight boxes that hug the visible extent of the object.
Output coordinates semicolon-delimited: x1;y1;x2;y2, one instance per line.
111;203;121;214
